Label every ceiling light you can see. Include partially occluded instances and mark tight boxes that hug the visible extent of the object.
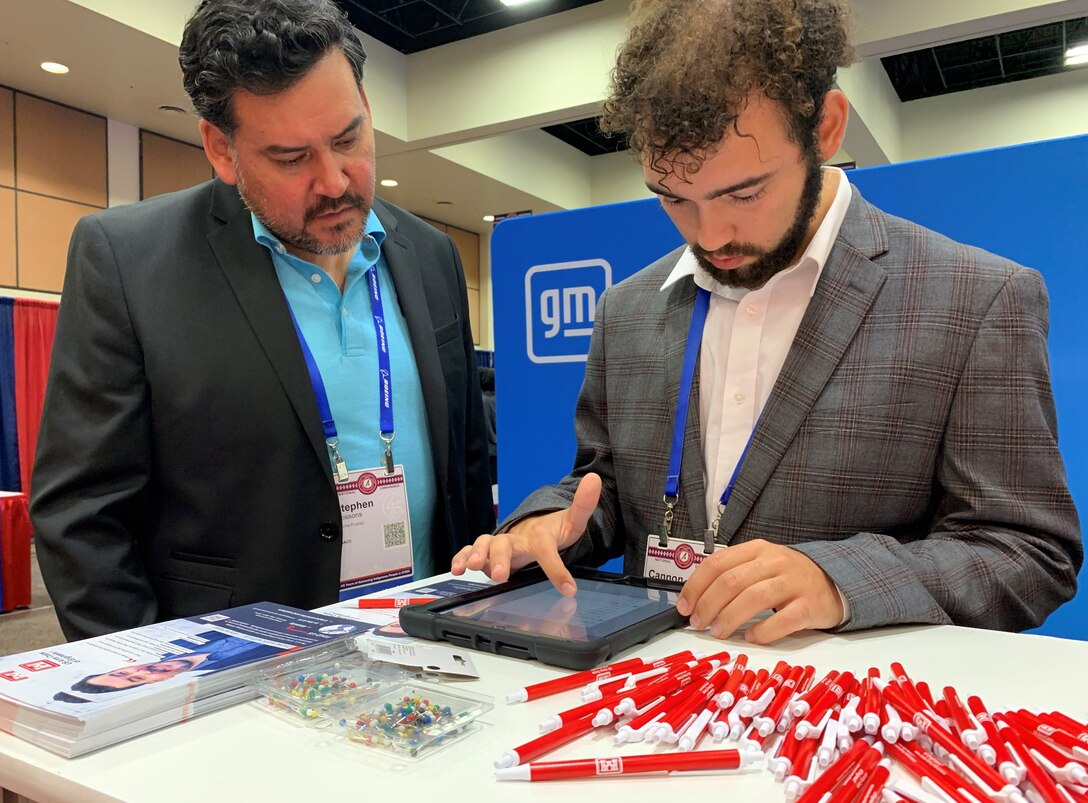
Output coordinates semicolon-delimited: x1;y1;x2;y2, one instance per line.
483;215;496;222
380;179;399;187
157;104;187;115
500;0;539;6
40;62;69;74
1066;54;1088;66
1066;43;1088;59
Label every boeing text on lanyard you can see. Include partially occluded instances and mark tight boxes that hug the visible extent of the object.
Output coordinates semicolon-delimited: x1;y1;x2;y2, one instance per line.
644;288;757;584
288;265;414;599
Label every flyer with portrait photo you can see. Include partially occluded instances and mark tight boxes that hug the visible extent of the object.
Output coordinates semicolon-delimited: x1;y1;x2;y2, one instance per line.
0;602;361;757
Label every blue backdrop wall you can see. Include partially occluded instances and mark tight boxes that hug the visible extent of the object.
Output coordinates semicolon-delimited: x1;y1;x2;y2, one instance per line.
491;133;1087;641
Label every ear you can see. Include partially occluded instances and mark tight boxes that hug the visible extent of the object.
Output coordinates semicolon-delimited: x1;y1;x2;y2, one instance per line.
199;119;238;186
816;89;849;162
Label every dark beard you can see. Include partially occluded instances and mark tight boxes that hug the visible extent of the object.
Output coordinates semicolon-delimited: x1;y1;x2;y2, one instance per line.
237;171;369;257
693;149;825;291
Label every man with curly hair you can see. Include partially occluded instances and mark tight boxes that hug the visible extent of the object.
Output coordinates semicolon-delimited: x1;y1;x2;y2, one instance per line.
454;0;1080;643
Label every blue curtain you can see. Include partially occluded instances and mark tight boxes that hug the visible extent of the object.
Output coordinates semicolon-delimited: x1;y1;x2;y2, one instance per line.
0;298;20;491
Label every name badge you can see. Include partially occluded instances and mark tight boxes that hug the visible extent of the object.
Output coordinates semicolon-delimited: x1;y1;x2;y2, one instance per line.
338;465;413;600
643;536;708;583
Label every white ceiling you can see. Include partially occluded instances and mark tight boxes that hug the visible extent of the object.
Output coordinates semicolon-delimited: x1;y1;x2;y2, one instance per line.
3;0;1088;236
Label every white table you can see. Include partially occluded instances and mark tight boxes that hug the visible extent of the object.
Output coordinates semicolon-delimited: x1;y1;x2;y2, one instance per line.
1;578;1085;803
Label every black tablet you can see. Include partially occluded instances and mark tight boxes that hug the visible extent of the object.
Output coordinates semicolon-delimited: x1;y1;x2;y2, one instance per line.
397;569;687;670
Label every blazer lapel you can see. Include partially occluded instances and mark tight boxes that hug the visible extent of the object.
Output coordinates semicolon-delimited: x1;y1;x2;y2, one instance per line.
373;201;450;489
716;187;891;543
205;181;332;484
663;273;709;536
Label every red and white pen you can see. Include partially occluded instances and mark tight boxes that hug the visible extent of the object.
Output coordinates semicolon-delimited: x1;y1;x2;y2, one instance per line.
757;664;808;737
714;654;750;710
494;748;763;781
795;739;872;803
584;650;702;701
506;657;646;703
739;661;791;717
886;739;991;803
862;670;882;736
942;685;983;751
355;596;438;608
966;695;1014;776
495;713;598;769
784;737;820;801
999;713;1088;787
791;670;839;720
823;746;885;803
1041;711;1088;741
1013;710;1088;762
995;720;1068;803
888;684;1021;802
795;672;855;740
539;685;632;731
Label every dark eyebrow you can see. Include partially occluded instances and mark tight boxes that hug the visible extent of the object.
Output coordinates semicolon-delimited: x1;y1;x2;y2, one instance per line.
645;169;776;201
261;116;364;155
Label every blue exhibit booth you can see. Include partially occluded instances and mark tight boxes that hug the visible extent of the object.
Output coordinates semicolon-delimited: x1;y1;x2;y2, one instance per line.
491;133;1087;641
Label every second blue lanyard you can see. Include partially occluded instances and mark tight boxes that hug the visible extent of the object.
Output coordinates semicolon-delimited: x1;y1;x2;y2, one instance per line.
288;264;396;481
660;287;757;547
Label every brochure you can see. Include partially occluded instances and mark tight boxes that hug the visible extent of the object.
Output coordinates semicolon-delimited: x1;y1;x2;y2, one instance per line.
0;602;362;757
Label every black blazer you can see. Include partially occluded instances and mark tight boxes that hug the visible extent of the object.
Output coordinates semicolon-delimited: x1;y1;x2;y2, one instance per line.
31;179;495;641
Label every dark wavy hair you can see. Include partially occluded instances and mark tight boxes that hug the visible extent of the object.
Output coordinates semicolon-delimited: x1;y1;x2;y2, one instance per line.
601;0;854;177
179;0;367;135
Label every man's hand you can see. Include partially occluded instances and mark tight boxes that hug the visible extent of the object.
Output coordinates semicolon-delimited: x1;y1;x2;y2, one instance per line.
676;539;844;644
450;473;602;596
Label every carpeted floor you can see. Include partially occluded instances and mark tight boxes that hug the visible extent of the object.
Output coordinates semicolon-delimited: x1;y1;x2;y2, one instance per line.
0;543;66;656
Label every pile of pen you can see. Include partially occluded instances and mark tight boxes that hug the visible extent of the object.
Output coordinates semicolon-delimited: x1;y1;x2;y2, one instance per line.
494;650;1088;802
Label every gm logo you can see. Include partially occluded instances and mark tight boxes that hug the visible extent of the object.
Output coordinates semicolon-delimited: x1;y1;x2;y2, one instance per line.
525;259;612;364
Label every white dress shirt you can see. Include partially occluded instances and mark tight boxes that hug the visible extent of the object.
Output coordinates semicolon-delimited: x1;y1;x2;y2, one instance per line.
660;167;852;528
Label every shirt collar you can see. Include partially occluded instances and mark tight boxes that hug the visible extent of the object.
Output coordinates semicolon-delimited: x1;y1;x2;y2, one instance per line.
660;166;852;299
250;207;386;265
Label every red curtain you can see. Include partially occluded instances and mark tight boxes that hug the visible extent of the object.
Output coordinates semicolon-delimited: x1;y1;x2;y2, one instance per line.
0;493;31;611
12;299;59;496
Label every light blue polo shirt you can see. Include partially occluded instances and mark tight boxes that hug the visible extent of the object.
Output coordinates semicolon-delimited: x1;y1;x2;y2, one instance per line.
252;211;436;583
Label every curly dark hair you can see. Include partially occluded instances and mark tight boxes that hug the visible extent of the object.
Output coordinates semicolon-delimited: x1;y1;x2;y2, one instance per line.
601;0;854;177
179;0;367;135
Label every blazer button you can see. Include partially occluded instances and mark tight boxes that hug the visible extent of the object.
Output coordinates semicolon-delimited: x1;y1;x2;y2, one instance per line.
319;522;339;541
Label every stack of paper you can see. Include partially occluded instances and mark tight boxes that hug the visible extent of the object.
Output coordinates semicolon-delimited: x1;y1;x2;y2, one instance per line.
0;602;364;757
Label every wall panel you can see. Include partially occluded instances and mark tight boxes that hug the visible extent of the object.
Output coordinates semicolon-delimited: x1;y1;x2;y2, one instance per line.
447;226;479;290
140;131;213;199
15;93;106;208
0;88;13;189
16;194;97;292
0;189;15;286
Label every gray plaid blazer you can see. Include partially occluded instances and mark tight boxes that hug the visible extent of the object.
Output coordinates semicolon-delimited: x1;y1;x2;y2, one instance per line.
506;186;1081;632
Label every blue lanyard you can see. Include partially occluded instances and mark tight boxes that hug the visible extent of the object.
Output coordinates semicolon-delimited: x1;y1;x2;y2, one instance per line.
366;265;396;472
660;287;757;548
285;264;395;481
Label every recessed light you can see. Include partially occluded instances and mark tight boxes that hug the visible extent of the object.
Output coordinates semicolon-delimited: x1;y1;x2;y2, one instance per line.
40;62;69;75
500;0;538;6
1066;54;1088;67
483;215;495;222
1066;43;1088;59
157;104;188;115
436;200;453;205
380;179;399;187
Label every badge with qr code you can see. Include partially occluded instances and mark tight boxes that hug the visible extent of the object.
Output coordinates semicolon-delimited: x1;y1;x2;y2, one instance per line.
336;465;413;601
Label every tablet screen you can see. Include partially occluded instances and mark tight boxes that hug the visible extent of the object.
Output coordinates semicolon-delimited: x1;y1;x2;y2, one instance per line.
439;579;679;642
